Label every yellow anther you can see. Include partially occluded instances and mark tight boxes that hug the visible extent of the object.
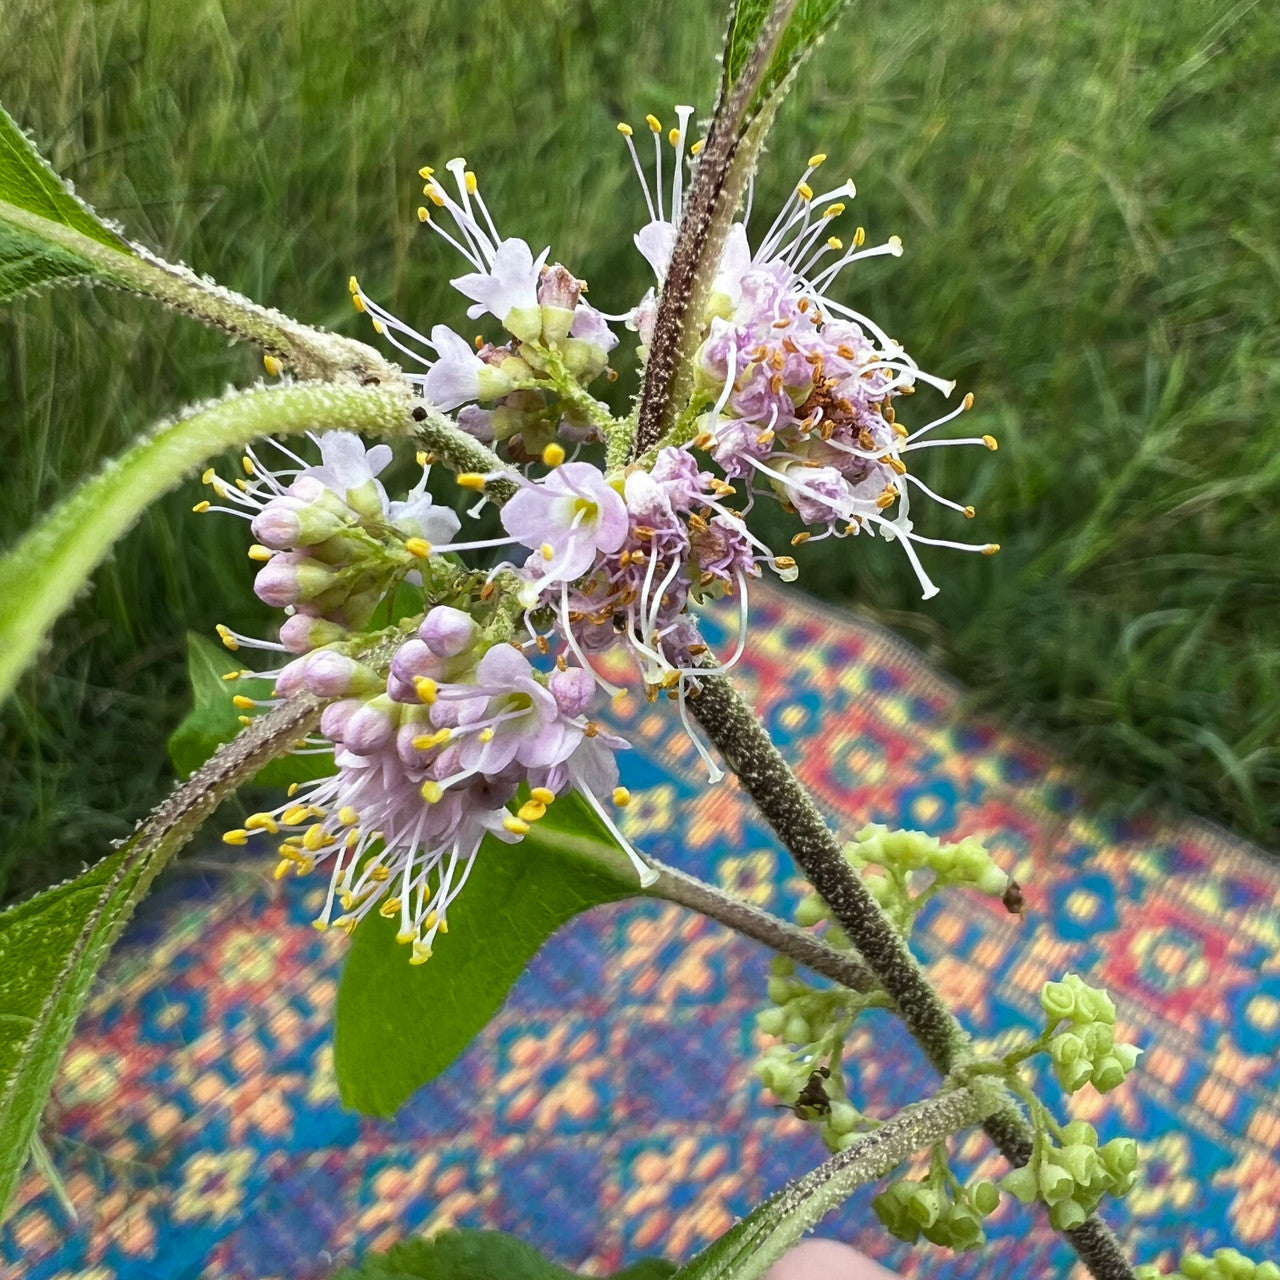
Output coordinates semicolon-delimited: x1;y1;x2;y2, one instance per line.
668;127;680;146
420;779;444;803
395;928;414;945
464;170;478;194
823;203;845;219
352;293;366;313
875;487;898;510
312;918;329;932
274;860;292;880
222;829;249;846
791;532;812;546
888;457;908;475
424;183;445;206
963;392;975;411
379;897;402;919
241;455;256;476
982;543;1001;555
616;121;633;136
246;812;279;834
774;555;797;570
827;236;843;251
282;805;310;826
404;536;432;558
422;911;438;931
413;675;438;704
854;226;866;248
807;152;828;167
221;670;239;681
541;542;555;561
192;500;211;514
201;467;216;485
541;442;566;466
503;816;531;836
409;942;433;965
287;782;300;797
530;786;555;805
416;450;429;467
518;800;547;822
478;727;495;743
232;694;256;710
263;354;283;378
235;477;249;492
690;138;704;155
302;823;329;852
338;806;360;827
797;182;814;201
418;165;434;179
612;786;631;808
417;206;429;223
369;863;390;882
248;544;273;562
372;318;386;335
982;435;999;451
645;113;662;133
456;472;487;490
237;714;253;727
348;275;360;294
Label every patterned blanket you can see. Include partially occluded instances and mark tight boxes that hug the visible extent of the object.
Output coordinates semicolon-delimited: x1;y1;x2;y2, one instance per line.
5;585;1279;1280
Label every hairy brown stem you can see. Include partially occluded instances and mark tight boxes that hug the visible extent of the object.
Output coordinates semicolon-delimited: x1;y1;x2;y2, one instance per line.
687;674;1137;1280
648;859;876;993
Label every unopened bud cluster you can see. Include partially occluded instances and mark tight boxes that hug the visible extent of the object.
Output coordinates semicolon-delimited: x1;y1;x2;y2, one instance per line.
800;824;1009;937
754;956;867;1151
1135;1251;1280;1280
1039;973;1141;1094
873;1153;1000;1251
1001;1120;1138;1232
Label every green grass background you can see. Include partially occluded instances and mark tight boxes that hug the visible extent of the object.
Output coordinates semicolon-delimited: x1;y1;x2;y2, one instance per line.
1;0;1277;900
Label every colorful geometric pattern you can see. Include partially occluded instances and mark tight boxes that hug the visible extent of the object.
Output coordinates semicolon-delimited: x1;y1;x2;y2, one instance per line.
4;585;1279;1280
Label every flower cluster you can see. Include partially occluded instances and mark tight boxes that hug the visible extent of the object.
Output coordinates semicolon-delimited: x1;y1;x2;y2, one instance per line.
1039;973;1142;1094
208;105;997;961
1001;1120;1139;1233
873;1153;1001;1252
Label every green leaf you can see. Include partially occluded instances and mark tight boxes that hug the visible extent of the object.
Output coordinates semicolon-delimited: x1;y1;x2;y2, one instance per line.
334;792;642;1116
0;683;332;1217
168;632;334;788
333;1229;675;1280
0;101;135;301
722;0;851;111
0;380;411;706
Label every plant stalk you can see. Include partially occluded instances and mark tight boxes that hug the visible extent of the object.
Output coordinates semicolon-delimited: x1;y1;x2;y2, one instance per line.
687;673;1138;1280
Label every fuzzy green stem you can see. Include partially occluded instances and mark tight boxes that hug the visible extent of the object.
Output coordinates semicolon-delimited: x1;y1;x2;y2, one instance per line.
687;674;1138;1280
676;1081;1002;1280
0;199;396;382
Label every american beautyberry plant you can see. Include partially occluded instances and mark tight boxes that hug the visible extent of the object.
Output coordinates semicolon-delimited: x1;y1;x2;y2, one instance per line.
0;3;1270;1279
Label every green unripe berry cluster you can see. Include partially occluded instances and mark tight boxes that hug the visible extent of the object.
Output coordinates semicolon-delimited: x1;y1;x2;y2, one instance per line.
873;1157;1000;1251
1000;1120;1138;1230
1039;973;1141;1093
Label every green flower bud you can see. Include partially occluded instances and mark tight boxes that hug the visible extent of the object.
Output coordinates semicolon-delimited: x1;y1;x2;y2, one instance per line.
1037;1156;1077;1205
826;1099;859;1136
1041;979;1080;1022
783;1013;812;1045
863;872;891;903
503;305;543;344
538;304;576;343
1255;1263;1280;1280
1083;1021;1115;1056
1115;1042;1143;1072
1214;1248;1258;1280
1048;1197;1088;1231
1091;1053;1130;1092
906;1185;943;1229
757;1060;792;1093
794;894;828;927
872;1185;921;1244
943;1204;986;1252
969;1179;1001;1216
1055;1055;1095;1094
766;975;798;1006
1079;985;1117;1025
1052;1030;1086;1065
1058;1142;1100;1185
1000;1164;1040;1205
769;955;796;976
1133;1266;1166;1280
975;862;1010;896
1060;1120;1099;1148
1180;1254;1212;1280
755;1007;787;1037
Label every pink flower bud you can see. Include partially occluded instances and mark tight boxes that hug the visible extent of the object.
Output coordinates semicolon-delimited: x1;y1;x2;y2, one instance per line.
550;666;595;717
419;606;476;657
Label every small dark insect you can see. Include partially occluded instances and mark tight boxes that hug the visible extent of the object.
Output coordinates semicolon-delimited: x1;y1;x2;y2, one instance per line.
776;1065;832;1119
411;405;428;422
1002;880;1025;916
611;611;628;632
